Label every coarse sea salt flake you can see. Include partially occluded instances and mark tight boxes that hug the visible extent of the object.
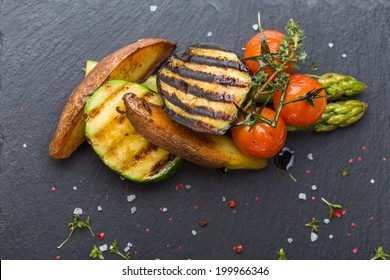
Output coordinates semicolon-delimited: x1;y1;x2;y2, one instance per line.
119;176;126;181
124;246;130;253
97;205;103;212
329;234;334;239
185;184;192;189
127;194;136;202
22;143;27;148
127;242;133;247
150;5;157;12
307;153;314;160
370;179;375;184
222;197;226;202
298;193;307;200
328;42;334;48
72;186;77;191
131;207;137;214
207;31;212;37
311;232;318;242
99;244;108;252
287;238;293;243
73;208;83;215
324;219;330;224
252;24;258;30
162;207;168;212
192;230;197;236
342;53;347;58
311;185;317;191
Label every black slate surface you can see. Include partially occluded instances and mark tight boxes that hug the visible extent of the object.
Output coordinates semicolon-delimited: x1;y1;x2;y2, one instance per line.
0;0;389;260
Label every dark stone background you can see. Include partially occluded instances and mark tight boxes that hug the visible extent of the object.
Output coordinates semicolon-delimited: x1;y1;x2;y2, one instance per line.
0;0;389;260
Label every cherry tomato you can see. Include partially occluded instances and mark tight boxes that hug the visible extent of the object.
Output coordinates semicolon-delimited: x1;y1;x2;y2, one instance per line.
231;108;287;159
243;30;294;77
273;74;327;127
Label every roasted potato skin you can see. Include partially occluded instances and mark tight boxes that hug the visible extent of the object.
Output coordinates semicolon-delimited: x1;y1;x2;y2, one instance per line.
123;94;267;169
49;38;176;159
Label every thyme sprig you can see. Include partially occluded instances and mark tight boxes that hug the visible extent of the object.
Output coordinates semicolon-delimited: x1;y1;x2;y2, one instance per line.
240;13;312;129
57;214;95;249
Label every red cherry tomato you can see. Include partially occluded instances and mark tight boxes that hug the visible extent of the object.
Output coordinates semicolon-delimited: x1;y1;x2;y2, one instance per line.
243;30;294;77
273;74;327;127
231;108;287;159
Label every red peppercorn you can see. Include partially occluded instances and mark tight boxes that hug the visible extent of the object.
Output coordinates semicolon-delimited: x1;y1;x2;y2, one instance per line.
229;200;237;208
233;244;243;254
97;232;105;241
305;170;312;175
351;223;357;228
352;247;358;254
51;186;56;192
55;255;61;260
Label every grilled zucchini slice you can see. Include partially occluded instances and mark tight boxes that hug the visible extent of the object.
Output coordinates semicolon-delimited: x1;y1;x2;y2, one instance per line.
157;43;251;135
84;80;182;183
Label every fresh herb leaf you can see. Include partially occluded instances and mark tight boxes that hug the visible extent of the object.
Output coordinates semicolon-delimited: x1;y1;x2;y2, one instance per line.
277;248;287;260
57;214;95;249
321;197;343;219
371;246;389;260
305;218;320;233
109;239;131;260
310;61;318;71
341;167;350;177
89;244;104;260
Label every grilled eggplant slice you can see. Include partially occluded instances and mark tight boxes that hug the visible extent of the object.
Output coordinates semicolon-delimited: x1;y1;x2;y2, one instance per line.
84;80;182;183
123;93;267;169
157;43;251;135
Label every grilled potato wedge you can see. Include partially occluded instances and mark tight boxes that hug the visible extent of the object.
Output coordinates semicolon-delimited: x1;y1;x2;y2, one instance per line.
84;80;182;183
157;43;251;135
49;38;175;159
123;93;267;169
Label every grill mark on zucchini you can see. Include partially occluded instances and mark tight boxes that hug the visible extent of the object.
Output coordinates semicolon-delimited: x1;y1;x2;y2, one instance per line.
165;59;248;87
175;52;248;72
159;86;234;121
87;84;129;120
148;153;177;177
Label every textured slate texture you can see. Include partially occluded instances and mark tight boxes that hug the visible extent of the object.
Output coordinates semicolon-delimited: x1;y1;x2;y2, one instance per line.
0;0;389;260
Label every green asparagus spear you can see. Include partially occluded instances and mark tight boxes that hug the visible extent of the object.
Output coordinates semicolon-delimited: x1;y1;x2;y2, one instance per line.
255;73;366;103
317;73;366;100
287;100;368;132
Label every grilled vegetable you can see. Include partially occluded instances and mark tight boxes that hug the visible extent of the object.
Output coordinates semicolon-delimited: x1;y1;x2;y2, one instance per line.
318;73;366;100
287;100;368;132
49;38;175;159
157;43;252;135
123;93;267;169
84;60;159;93
84;80;182;183
84;60;98;76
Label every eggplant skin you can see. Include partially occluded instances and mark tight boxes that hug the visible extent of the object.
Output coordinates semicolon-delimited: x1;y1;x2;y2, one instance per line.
123;93;267;170
157;43;251;135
